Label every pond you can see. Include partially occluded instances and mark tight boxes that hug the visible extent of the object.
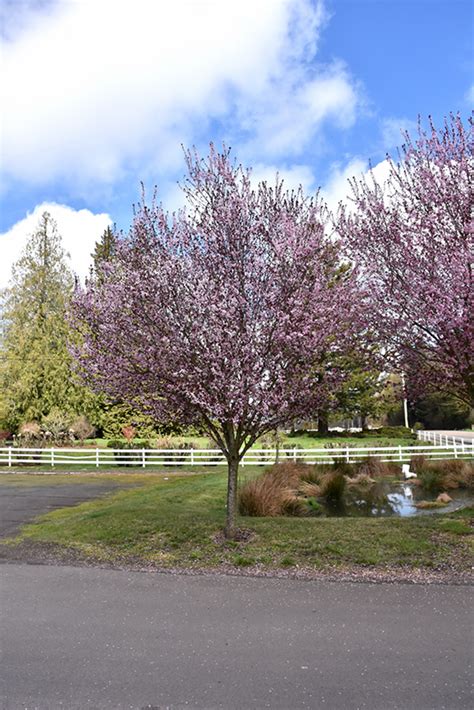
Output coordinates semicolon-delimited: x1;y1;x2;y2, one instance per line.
322;481;473;518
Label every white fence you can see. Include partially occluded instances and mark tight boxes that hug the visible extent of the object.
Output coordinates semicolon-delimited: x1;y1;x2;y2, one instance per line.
417;430;474;448
0;442;473;469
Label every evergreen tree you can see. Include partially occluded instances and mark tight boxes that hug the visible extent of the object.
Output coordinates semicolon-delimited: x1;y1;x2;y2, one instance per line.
0;212;84;428
90;225;117;283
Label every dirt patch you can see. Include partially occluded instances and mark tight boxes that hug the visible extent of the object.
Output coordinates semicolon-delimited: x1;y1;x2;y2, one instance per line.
1;538;472;586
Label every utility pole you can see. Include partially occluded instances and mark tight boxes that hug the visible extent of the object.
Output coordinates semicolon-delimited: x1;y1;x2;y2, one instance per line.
401;372;409;429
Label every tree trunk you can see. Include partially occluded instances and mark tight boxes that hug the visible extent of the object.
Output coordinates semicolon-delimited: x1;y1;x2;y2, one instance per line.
317;410;329;435
361;414;369;432
225;455;239;539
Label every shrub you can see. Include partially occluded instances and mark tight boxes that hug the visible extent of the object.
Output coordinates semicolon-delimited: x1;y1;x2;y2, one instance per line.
238;463;310;516
106;438;151;466
101;403;158;439
18;421;41;440
319;470;346;502
332;460;356;478
164;441;196;465
417;467;446;493
121;425;136;442
70;415;96;443
411;455;426;471
411;458;474;492
155;437;174;450
41;409;73;444
356;457;399;478
446;461;474;490
363;426;414;439
13;421;43;465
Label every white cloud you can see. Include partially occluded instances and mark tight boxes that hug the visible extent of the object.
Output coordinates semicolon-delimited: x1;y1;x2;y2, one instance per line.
465;84;474;104
238;62;358;158
321;158;367;212
250;163;317;194
381;117;418;151
320;156;394;215
0;203;111;288
0;0;359;191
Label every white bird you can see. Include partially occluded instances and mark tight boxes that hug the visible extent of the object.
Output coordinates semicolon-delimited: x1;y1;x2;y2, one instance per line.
402;463;417;479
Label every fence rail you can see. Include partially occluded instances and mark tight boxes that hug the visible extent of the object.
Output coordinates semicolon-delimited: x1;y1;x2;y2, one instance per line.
1;442;473;469
417;430;474;448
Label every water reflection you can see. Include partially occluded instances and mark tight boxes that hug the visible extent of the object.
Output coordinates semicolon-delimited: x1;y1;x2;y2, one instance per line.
320;481;472;518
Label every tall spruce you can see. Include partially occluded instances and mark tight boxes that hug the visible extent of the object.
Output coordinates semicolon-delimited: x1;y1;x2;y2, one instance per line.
0;213;81;428
90;225;117;283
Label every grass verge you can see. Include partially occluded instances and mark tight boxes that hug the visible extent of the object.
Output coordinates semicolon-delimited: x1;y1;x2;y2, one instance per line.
1;470;472;578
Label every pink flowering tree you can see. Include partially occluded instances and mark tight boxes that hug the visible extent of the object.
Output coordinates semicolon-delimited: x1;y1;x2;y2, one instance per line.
337;114;473;408
72;147;363;537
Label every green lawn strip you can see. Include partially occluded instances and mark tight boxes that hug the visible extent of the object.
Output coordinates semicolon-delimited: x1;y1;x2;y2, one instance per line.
9;433;422;451
273;434;418;449
6;470;472;572
0;465;263;480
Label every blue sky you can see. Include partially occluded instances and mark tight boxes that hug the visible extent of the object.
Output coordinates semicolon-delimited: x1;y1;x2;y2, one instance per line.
0;0;472;285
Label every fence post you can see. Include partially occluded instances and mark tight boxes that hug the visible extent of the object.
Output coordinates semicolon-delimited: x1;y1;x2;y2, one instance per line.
398;445;403;462
191;448;194;465
345;447;350;463
51;448;54;468
453;439;458;459
8;446;12;468
142;448;146;468
96;448;99;468
293;447;297;462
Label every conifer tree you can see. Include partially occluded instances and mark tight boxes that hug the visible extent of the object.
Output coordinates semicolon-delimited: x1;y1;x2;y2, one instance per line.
90;225;117;282
0;212;84;428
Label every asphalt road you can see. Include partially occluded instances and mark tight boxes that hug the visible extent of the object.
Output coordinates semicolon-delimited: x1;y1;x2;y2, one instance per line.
0;564;472;710
0;481;134;537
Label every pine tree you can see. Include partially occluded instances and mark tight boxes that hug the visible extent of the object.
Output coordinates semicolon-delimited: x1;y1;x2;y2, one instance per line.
90;225;117;283
0;212;84;428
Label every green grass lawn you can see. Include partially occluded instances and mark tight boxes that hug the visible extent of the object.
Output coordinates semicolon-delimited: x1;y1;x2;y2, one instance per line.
3;469;472;574
82;433;417;449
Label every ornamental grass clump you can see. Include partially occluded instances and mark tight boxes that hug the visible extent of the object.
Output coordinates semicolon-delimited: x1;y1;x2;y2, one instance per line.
319;470;346;503
355;456;399;479
411;459;474;493
238;462;312;517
